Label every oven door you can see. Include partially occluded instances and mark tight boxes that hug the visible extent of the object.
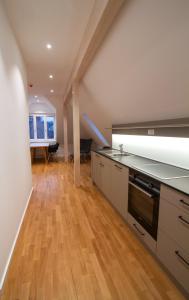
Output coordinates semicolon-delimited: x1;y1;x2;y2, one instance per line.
128;181;159;239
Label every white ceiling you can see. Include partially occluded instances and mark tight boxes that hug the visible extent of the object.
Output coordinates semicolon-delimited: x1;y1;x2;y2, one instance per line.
3;0;94;97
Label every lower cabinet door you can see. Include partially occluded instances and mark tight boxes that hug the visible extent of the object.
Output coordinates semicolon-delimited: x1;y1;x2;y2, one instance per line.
158;197;189;252
100;156;112;200
111;163;129;220
91;152;102;187
157;229;189;294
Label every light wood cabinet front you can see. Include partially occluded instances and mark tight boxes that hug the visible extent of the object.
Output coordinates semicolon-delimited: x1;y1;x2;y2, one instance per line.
91;152;129;220
157;229;189;294
159;197;189;252
111;162;129;220
158;185;189;295
92;152;189;296
99;156;112;200
91;152;102;187
161;185;189;213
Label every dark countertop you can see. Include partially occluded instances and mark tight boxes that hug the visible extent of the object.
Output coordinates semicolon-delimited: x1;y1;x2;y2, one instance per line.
93;149;189;196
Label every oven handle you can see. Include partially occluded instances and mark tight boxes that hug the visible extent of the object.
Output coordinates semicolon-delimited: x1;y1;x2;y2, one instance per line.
129;181;154;198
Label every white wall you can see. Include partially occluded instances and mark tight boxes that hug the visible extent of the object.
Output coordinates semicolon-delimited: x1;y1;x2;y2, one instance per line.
0;3;32;289
112;135;189;170
79;83;112;145
29;96;56;114
48;95;64;144
65;97;97;145
81;0;189;128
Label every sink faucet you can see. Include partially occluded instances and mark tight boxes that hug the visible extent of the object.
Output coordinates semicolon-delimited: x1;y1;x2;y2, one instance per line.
119;144;124;153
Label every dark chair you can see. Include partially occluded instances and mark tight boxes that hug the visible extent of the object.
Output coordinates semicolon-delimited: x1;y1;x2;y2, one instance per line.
48;142;59;161
80;139;92;162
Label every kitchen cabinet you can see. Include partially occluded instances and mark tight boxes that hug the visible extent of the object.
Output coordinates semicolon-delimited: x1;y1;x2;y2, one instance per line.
91;152;129;220
91;152;102;187
91;152;112;198
99;156;112;200
158;194;189;251
157;229;189;294
160;184;189;212
92;152;189;295
111;162;129;220
157;185;189;294
92;152;189;296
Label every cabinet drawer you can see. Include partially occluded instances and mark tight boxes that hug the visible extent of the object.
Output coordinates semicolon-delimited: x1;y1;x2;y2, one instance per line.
157;229;189;294
161;185;189;213
127;213;156;253
159;198;189;252
113;161;125;171
100;155;112;166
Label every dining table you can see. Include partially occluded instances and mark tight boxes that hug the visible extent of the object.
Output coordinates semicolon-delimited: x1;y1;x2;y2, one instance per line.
30;142;49;163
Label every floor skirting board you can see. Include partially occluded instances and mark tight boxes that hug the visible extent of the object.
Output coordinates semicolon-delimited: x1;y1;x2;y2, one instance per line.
0;187;33;291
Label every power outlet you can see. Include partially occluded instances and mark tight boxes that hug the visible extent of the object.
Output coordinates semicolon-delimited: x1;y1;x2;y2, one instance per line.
148;129;155;135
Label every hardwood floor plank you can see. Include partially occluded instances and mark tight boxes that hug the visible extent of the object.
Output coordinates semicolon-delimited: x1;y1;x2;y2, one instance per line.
0;161;186;300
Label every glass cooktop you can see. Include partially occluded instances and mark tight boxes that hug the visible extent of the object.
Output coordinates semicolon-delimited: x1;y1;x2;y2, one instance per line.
138;164;189;180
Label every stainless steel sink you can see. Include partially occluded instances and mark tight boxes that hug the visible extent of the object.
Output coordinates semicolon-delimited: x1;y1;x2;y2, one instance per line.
101;149;119;154
111;153;131;157
104;153;132;158
100;149;132;158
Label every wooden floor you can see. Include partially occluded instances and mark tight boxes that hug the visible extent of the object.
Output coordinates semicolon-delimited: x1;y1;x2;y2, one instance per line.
0;161;186;300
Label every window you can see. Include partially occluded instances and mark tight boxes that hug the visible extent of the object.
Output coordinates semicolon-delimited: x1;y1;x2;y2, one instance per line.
47;116;55;139
29;114;56;141
29;116;34;139
36;116;45;139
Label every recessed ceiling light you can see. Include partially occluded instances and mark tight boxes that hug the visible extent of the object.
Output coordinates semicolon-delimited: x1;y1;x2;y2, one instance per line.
49;74;53;79
34;95;38;98
46;43;52;49
50;89;54;93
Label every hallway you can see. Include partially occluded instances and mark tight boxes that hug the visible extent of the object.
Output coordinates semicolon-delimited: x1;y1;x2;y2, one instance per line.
0;162;185;300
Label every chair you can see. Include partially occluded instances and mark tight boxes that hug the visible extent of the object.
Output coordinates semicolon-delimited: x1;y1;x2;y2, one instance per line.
80;139;92;162
48;142;59;161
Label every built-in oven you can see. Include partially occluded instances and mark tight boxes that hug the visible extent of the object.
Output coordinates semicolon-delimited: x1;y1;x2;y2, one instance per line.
128;169;160;240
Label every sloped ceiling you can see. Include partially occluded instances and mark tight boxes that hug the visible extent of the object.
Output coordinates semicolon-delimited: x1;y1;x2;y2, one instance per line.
3;0;95;97
80;0;189;127
3;0;189;146
79;83;112;144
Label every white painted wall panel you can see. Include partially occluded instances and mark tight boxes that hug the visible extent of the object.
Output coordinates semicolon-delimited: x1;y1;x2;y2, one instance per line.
0;3;32;288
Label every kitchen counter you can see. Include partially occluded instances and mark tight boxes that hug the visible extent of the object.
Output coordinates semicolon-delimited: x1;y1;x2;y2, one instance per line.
94;149;189;196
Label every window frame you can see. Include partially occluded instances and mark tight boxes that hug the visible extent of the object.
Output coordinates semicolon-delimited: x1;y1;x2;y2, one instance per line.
29;113;56;142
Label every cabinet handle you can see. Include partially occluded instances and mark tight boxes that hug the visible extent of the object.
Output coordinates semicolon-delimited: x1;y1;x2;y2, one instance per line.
178;215;189;225
133;223;145;236
180;199;189;208
114;164;122;170
129;181;153;198
100;163;104;167
175;250;189;266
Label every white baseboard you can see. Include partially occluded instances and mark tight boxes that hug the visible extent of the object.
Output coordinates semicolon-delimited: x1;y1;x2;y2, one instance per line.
0;187;34;291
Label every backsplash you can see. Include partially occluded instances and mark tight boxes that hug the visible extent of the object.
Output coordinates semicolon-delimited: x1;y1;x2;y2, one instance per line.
112;134;189;170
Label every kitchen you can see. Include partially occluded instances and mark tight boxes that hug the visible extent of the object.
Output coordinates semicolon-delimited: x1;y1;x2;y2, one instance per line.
91;118;189;297
1;0;189;299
